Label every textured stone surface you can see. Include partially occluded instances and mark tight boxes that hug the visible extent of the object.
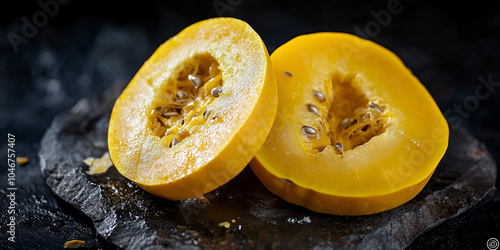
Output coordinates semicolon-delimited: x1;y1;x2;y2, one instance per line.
39;83;497;249
0;143;102;250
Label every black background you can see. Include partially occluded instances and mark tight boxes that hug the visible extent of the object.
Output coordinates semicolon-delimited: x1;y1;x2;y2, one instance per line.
0;0;499;249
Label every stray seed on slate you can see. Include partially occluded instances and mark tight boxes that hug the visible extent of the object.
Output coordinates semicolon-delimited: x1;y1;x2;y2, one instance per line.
369;102;383;112
284;71;293;77
307;104;320;115
188;74;201;88
170;138;178;148
211;87;223;97
302;125;318;137
313;90;326;102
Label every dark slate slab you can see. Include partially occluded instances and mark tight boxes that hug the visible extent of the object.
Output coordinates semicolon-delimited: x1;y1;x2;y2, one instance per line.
39;83;497;249
0;143;104;250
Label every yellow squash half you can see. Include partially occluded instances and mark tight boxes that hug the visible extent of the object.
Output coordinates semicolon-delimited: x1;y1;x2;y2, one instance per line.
250;33;449;215
108;18;277;200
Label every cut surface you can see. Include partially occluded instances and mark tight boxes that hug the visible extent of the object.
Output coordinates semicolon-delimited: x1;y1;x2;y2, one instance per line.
108;18;277;200
250;33;449;215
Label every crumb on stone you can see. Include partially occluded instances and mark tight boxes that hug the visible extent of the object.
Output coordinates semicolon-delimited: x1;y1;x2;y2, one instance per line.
64;240;85;248
16;157;29;165
84;152;113;175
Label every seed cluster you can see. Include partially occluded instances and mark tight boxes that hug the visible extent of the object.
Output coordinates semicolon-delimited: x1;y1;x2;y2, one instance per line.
149;54;224;148
335;101;387;150
300;72;389;155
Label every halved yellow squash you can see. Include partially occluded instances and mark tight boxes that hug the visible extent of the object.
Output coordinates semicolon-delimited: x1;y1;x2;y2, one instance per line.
108;18;277;200
250;33;449;215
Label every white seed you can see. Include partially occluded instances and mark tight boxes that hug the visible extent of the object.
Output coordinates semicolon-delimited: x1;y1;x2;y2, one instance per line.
335;142;344;151
302;125;318;137
211;87;223;97
369;102;383;112
160;111;179;117
188;74;201;88
339;118;350;128
307;104;320;115
177;91;188;99
170;138;178;148
313;90;326;102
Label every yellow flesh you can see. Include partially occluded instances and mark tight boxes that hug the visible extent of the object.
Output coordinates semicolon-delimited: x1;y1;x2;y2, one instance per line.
251;33;449;215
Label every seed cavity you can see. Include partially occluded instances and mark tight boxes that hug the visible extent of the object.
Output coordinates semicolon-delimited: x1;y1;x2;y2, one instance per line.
302;125;318;138
188;74;202;88
211;87;223;97
148;53;223;144
313;90;326;102
284;71;293;77
307;104;320;115
302;71;390;155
